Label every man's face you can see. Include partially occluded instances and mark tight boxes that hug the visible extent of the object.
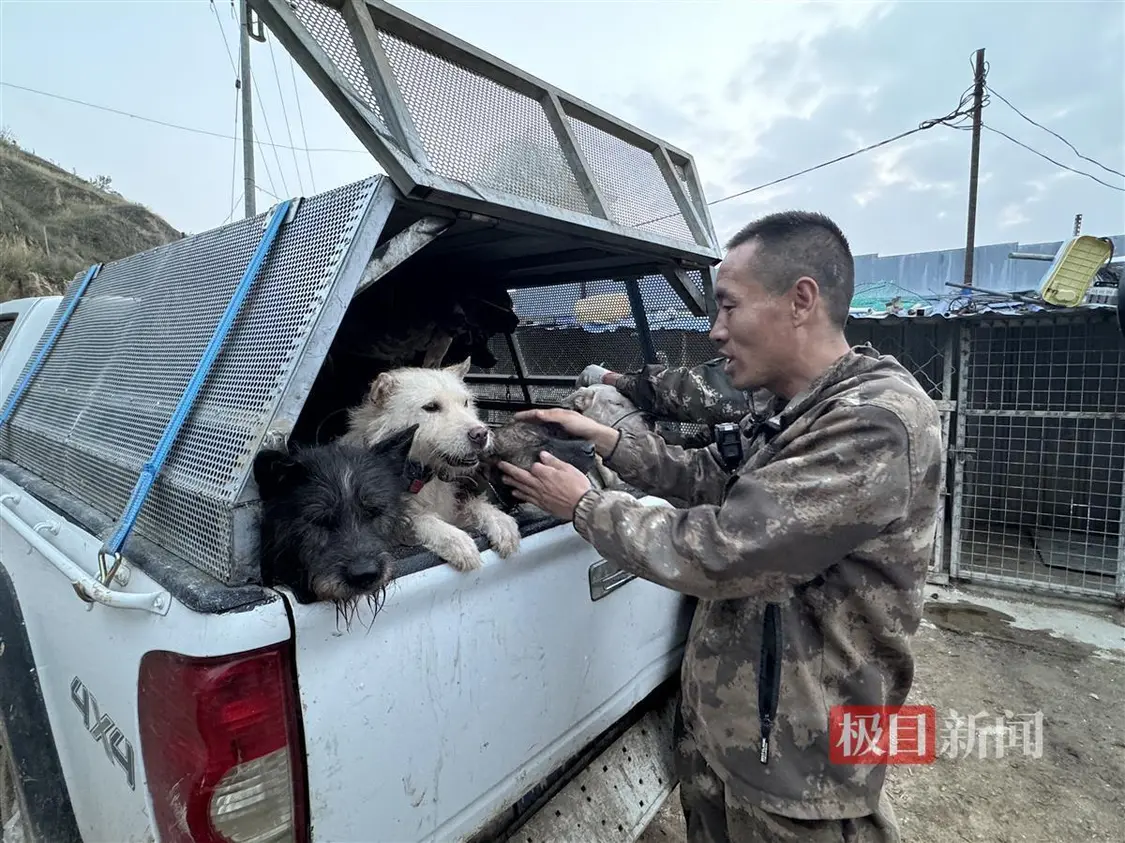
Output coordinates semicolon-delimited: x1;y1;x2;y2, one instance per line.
708;241;795;392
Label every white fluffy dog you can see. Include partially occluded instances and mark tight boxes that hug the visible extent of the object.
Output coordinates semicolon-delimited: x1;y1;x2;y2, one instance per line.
340;359;521;572
560;384;654;491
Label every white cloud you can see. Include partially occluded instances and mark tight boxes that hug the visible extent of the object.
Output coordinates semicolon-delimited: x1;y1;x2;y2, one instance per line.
1000;203;1031;228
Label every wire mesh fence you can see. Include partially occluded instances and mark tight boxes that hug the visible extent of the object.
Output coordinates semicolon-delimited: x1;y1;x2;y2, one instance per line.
950;310;1124;601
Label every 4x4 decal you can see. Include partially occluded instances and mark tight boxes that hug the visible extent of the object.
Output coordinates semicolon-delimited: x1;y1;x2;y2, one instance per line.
70;675;136;790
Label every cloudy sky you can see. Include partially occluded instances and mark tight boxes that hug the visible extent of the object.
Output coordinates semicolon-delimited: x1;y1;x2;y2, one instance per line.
2;0;1121;259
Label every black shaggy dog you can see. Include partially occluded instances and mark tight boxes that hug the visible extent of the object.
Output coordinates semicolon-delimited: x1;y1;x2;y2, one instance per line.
479;419;598;512
253;425;419;625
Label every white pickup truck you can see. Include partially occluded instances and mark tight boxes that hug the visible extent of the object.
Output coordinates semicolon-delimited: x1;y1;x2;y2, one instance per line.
0;277;692;843
0;4;726;841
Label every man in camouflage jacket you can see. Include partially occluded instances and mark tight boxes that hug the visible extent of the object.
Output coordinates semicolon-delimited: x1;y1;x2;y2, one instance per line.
577;357;761;434
499;211;943;843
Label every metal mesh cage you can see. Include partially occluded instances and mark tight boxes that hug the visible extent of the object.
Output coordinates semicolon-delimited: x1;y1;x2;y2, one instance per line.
469;270;713;439
0;177;386;586
251;0;719;264
952;311;1124;599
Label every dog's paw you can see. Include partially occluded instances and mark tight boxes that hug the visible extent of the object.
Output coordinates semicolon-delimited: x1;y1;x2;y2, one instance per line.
442;531;485;572
484;510;521;558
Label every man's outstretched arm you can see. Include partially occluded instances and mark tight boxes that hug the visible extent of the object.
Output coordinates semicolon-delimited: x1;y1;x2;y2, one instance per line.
581;359;759;426
571;403;915;601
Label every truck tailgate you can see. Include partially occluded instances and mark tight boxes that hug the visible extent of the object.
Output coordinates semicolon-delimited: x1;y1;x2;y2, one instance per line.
288;501;692;843
0;471;293;843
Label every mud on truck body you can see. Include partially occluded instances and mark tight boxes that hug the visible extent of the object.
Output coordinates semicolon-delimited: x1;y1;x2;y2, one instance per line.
0;2;726;842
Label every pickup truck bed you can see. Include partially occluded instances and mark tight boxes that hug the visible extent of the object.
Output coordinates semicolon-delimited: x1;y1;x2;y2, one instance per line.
0;176;695;843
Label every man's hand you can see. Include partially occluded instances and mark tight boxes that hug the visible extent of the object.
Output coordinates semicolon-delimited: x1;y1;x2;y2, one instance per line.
498;452;594;522
576;364;612;387
513;408;621;457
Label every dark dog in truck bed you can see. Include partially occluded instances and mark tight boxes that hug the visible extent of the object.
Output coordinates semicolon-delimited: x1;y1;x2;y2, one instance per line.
252;418;597;625
477;419;598;513
253;425;419;624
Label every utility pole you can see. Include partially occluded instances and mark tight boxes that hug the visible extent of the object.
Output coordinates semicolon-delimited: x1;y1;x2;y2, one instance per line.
239;0;257;218
962;47;986;287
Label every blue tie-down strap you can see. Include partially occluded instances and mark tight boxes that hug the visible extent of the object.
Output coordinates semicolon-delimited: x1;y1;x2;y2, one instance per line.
98;199;294;581
0;263;102;430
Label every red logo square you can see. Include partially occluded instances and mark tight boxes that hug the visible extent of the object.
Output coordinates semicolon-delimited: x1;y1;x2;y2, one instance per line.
829;705;936;765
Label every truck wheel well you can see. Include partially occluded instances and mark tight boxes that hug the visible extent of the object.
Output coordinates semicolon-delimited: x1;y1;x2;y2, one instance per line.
0;564;83;843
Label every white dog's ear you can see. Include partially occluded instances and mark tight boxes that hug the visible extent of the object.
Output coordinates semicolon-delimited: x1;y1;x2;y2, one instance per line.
366;372;396;406
443;358;472;379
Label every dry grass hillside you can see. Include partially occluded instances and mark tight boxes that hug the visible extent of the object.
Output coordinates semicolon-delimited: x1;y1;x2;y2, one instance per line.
0;130;182;302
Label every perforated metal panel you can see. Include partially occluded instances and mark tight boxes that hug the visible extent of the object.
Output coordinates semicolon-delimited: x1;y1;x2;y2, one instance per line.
250;0;721;265
0;176;390;585
290;0;389;132
377;29;591;216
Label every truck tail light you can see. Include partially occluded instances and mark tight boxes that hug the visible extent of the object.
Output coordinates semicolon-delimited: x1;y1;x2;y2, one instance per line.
137;642;308;843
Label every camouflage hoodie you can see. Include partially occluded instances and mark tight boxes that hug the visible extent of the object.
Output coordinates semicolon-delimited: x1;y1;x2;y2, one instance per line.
572;345;943;820
612;356;764;428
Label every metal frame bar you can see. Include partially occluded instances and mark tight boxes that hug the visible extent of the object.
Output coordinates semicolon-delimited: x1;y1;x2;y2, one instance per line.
540;91;610;219
1118;431;1125;602
341;0;432;167
948;322;969;581
653;146;710;249
661;266;707;318
354;214;453;296
247;0;723;274
467;374;577;388
625;278;657;365
501;264;669;290
674;154;719;248
503;332;533;406
935;326;956;577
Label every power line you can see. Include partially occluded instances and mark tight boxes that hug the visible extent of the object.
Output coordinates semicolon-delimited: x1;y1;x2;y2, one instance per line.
0;81;368;155
288;50;317;192
268;36;305;194
979;123;1124;192
209;0;238;74
637;94;979;228
986;84;1123;180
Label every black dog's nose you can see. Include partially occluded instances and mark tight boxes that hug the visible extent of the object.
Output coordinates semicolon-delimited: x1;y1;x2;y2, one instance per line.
467;425;489;447
349;570;383;590
582;442;596;457
346;554;392;591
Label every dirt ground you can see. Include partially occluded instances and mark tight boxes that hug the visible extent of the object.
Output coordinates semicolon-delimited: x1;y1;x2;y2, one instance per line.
637;586;1125;843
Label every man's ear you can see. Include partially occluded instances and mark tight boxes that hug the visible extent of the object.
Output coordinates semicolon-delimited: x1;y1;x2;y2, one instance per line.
365;372;396;407
253;449;304;499
443;357;472;380
791;276;820;323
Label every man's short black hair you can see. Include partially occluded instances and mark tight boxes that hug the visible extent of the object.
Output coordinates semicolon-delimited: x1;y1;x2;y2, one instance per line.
725;210;855;329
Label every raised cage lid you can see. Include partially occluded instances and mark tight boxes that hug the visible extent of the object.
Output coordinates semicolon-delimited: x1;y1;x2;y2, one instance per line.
248;0;722;269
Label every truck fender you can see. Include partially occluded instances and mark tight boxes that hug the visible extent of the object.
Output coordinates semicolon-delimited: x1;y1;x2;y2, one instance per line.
0;563;83;843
